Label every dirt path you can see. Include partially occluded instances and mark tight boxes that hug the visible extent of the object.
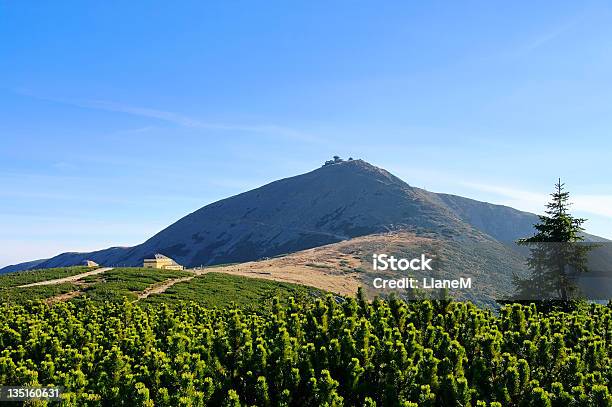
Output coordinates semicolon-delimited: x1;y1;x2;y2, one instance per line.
44;290;83;304
137;275;196;300
17;267;114;288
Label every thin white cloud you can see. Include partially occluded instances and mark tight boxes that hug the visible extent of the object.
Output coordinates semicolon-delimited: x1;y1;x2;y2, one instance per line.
461;182;546;205
15;89;325;144
572;195;612;218
521;21;577;53
503;16;585;58
80;99;204;127
461;182;612;219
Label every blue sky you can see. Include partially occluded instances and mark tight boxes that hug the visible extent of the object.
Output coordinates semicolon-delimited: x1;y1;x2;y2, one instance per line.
1;1;611;267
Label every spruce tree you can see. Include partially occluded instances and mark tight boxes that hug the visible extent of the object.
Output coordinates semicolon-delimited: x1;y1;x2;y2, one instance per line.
521;179;586;243
515;179;590;302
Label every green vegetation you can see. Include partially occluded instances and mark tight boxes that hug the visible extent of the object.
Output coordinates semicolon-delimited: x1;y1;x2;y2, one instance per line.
143;272;324;310
0;268;322;310
78;268;192;302
0;267;89;303
0;282;78;303
0;294;610;406
0;266;89;288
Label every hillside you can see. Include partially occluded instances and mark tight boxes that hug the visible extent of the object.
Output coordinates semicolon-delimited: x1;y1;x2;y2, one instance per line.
204;230;525;305
0;266;324;309
3;159;558;274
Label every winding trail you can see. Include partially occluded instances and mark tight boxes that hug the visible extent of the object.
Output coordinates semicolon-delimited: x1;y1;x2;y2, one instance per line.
17;267;114;288
137;275;195;300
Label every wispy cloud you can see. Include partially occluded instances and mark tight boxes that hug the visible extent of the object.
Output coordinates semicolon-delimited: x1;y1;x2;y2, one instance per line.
462;182;612;219
520;21;577;54
78;99;204;127
15;89;326;144
572;195;612;219
500;15;585;59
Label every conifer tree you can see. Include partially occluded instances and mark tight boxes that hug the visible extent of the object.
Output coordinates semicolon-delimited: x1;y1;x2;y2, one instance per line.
515;179;591;302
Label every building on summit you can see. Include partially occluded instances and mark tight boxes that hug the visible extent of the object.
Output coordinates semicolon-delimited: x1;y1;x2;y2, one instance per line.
143;254;184;270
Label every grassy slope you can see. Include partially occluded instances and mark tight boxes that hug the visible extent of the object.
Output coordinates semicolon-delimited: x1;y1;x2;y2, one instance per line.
0;266;89;288
143;272;325;310
0;267;326;308
77;267;193;302
0;267;90;303
0;283;79;303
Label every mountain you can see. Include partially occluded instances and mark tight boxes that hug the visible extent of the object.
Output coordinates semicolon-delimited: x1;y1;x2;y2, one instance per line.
0;258;48;274
1;159;604;274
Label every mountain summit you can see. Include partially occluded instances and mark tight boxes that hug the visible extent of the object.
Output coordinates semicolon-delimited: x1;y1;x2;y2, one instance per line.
3;159;554;271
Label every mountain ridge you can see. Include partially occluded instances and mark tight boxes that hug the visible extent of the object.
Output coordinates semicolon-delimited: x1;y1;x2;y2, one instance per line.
2;159;606;273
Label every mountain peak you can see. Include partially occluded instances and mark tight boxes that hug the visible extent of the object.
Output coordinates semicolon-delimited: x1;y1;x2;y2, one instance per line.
321;157;371;169
316;158;407;187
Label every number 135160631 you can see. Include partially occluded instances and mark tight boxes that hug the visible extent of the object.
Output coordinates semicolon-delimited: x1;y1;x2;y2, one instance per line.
0;386;63;401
